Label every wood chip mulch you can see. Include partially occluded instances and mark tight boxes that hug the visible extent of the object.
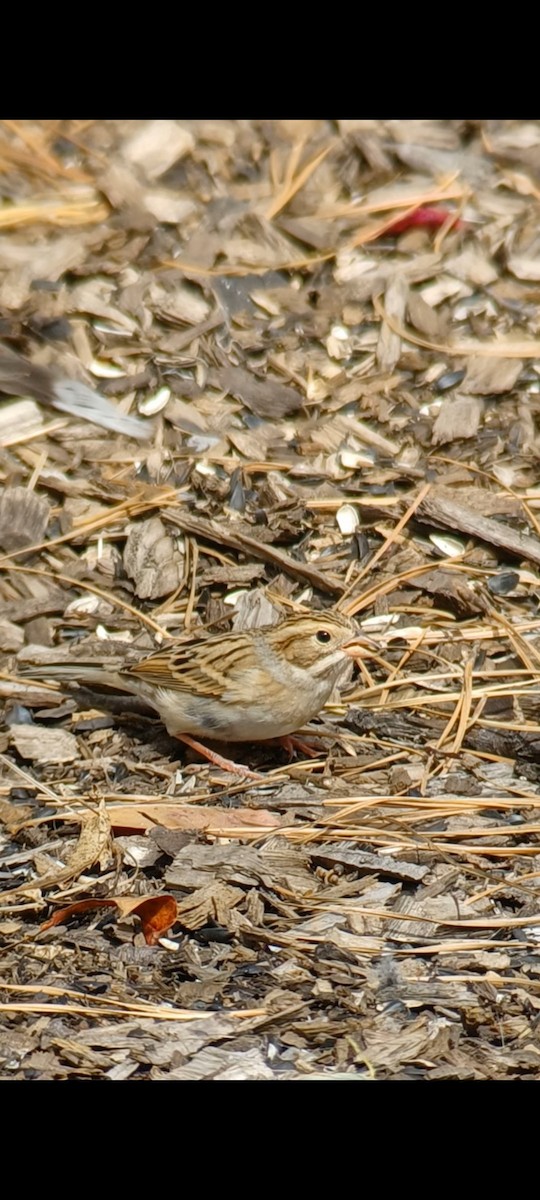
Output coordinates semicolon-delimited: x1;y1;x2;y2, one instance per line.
2;119;540;1080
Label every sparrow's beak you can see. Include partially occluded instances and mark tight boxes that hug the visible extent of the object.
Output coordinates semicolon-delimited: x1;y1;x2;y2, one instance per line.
342;635;377;659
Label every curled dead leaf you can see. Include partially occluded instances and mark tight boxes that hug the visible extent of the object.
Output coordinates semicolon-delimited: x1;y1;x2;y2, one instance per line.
41;893;177;946
0;801;112;901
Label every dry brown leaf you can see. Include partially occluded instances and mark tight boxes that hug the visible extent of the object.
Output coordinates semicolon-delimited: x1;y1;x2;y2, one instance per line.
41;893;177;946
149;280;210;325
107;804;282;835
0;796;34;830
0;233;94;308
362;1014;455;1070
62;801;113;876
0;802;112;901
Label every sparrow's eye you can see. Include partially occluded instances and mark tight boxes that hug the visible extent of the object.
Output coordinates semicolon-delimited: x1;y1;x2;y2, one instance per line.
316;630;331;643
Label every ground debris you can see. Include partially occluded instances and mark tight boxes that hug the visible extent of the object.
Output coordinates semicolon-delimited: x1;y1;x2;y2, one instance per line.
2;119;540;1080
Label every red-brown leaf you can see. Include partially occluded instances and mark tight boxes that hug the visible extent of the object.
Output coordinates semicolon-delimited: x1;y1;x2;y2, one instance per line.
41;893;177;945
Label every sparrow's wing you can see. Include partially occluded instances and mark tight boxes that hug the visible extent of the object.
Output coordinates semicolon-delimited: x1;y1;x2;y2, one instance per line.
127;631;256;700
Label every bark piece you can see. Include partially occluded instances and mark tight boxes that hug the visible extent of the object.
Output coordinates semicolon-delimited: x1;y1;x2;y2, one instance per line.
9;724;79;763
220;364;303;418
461;356;523;394
432;396;483;444
0;486;50;551
123;516;184;599
417;488;540;567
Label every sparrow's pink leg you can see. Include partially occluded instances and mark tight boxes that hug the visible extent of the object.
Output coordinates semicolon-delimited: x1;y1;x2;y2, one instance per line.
176;733;262;779
273;735;323;760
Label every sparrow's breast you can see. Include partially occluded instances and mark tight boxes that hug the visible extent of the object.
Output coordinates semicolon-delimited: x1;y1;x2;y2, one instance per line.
155;670;332;742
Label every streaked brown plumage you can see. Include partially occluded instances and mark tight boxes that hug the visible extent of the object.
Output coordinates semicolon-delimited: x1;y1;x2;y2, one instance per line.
20;611;373;774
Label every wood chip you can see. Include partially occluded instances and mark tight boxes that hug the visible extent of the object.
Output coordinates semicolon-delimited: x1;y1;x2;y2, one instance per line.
461;356;523;394
123;516;184;599
163;510;344;595
0;486;50;551
432;395;483;443
377;274;408;371
123;120;194;180
417;487;540;566
408;290;446;339
309;845;429;883
8;725;79;763
0;618;24;651
2;120;540;1081
220;364;304;418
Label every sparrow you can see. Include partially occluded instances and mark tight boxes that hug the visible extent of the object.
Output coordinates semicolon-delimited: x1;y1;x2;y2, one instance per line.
19;611;374;776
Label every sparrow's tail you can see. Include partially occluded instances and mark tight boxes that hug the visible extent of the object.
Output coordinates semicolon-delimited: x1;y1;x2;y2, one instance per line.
0;347;151;440
19;661;133;694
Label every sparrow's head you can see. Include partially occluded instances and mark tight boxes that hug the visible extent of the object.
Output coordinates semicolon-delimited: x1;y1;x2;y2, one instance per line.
266;611;374;678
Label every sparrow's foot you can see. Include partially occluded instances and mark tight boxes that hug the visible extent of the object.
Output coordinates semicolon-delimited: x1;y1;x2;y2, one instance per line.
271;734;324;760
176;733;263;779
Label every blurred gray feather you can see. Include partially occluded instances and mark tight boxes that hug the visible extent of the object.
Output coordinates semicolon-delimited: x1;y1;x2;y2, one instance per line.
0;347;152;440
